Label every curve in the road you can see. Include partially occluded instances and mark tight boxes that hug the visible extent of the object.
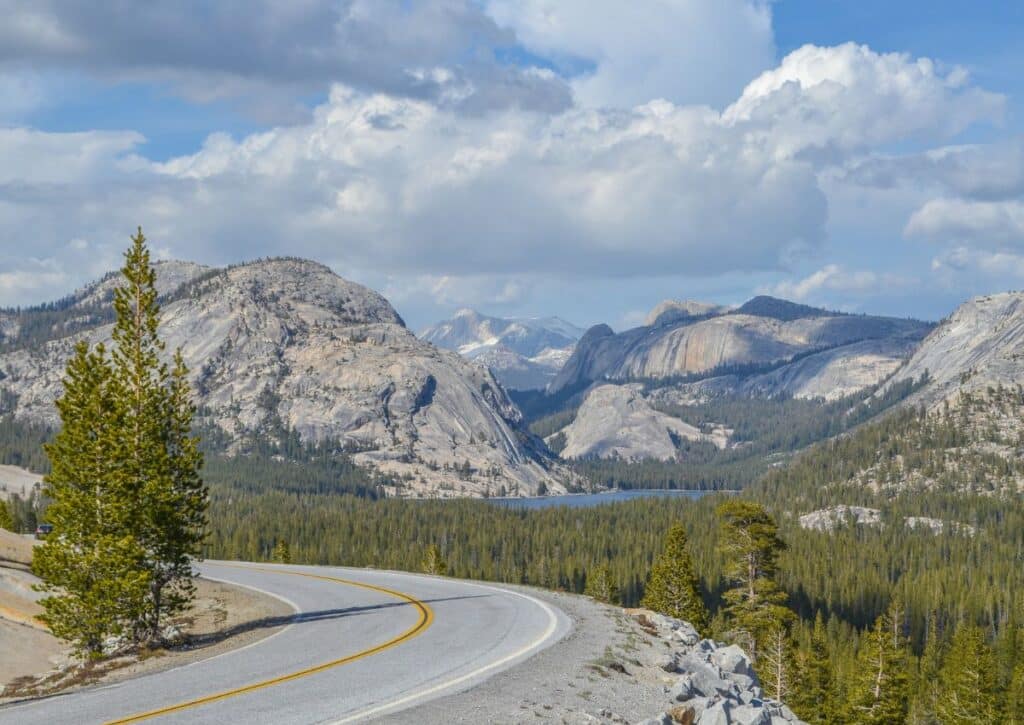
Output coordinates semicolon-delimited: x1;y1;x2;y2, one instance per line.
106;566;434;724
0;563;571;724
329;581;561;724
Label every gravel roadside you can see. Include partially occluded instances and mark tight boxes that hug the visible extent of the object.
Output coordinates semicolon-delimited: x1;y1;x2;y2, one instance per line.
374;585;675;725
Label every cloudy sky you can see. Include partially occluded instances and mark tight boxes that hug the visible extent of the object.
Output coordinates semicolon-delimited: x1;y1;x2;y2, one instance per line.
1;1;1023;330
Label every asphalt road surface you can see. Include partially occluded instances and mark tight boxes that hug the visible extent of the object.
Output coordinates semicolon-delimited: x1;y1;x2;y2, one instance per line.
0;562;571;724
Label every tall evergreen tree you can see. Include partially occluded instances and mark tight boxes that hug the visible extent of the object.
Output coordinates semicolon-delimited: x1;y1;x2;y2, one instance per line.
936;624;1001;724
1006;662;1024;725
110;229;207;643
34;229;207;653
641;522;707;630
585;562;619;605
33;342;151;656
272;540;292;564
760;623;797;702
421;543;447;575
0;499;12;530
911;611;945;724
715;500;791;659
792;611;834;724
996;606;1020;687
848;604;910;725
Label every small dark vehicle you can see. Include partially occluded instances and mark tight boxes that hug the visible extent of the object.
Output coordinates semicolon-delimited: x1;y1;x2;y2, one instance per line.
34;523;53;540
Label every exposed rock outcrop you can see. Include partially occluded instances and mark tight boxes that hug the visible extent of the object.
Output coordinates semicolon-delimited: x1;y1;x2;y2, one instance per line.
556;384;729;461
549;298;931;397
670;337;921;402
886;292;1024;407
0;259;567;497
798;506;882;532
645;300;731;328
632;611;806;725
799;507;976;536
76;260;210;307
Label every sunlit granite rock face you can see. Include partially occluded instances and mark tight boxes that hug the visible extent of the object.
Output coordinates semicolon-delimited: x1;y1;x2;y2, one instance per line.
0;258;567;497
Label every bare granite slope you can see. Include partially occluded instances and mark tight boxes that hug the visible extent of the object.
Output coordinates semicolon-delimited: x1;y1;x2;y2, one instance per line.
550;298;931;399
556;384;729;462
886;291;1024;407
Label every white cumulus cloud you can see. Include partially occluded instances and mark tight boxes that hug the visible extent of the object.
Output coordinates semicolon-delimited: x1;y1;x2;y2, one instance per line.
766;264;911;302
0;41;1005;315
905;199;1024;248
485;0;775;109
724;43;1004;160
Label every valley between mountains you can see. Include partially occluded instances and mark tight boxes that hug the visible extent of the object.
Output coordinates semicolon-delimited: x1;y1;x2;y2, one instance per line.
3;256;1024;723
0;255;980;499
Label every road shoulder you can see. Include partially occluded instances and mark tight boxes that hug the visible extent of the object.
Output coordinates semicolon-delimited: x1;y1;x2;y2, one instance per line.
373;585;674;725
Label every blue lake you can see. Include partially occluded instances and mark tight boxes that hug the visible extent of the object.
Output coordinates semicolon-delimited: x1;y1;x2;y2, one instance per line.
489;488;727;510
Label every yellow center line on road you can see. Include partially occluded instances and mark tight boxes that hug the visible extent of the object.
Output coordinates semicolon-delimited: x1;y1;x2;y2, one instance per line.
105;564;435;724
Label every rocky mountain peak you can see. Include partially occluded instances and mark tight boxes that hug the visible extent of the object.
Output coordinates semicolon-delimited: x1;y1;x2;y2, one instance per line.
184;257;406;328
0;258;566;497
644;299;729;327
420;309;583;391
549;300;931;395
734;295;835;322
577;323;615;343
74;259;211;308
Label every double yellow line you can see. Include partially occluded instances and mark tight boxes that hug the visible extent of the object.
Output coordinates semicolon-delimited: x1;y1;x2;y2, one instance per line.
107;566;434;724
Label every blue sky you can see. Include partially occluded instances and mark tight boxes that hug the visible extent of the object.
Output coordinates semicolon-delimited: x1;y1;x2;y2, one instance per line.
2;1;1024;331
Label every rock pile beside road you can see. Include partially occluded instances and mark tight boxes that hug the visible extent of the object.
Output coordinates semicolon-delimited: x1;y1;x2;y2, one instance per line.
633;612;806;725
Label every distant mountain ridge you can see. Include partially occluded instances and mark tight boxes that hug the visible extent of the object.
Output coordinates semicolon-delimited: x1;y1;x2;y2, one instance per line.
550;296;932;398
540;296;934;463
420;309;584;390
0;259;567;498
0;260;210;351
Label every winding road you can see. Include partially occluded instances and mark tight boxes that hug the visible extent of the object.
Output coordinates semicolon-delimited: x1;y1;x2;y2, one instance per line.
0;562;571;724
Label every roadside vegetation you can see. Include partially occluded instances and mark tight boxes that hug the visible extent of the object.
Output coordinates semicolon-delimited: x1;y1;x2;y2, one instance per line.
30;230;208;658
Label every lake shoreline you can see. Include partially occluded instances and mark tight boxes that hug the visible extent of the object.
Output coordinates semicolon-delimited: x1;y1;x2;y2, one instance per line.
487;488;735;509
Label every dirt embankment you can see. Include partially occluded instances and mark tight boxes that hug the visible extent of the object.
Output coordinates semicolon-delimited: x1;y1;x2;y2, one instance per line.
0;534;295;699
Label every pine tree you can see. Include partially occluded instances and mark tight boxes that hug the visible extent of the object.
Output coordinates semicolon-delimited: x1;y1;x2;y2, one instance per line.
715;500;791;659
0;499;12;530
848;605;910;725
792;612;834;724
760;623;797;702
272;540;292;564
911;610;945;724
1006;662;1024;724
585;562;619;604
143;349;206;633
996;606;1020;688
110;229;207;643
422;543;447;575
936;624;1001;724
32;341;151;656
641;522;707;630
34;229;207;654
